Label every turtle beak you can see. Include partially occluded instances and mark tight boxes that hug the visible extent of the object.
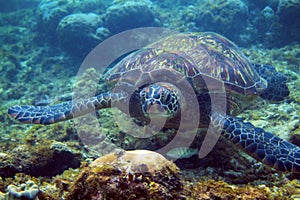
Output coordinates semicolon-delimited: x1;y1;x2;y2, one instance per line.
142;99;165;115
146;102;165;114
256;78;268;94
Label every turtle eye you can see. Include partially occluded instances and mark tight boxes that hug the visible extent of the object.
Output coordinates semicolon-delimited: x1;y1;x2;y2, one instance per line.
139;89;146;100
153;92;160;99
162;91;171;103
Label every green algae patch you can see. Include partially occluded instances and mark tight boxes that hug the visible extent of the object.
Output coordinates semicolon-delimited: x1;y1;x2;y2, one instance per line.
182;178;300;199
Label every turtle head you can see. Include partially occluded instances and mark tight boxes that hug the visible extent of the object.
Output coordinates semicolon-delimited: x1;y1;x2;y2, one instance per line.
139;83;180;119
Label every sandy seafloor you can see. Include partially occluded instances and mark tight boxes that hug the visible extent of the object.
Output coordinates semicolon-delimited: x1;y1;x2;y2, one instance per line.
0;1;300;199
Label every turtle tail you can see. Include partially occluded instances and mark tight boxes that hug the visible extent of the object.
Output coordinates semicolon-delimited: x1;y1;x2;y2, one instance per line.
8;93;127;125
211;113;300;174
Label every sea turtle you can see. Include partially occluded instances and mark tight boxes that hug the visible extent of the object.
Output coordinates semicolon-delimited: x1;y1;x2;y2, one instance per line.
8;32;300;174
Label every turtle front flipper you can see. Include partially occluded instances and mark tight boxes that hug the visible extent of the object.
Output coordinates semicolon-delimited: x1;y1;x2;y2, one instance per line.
211;112;300;174
8;93;127;124
253;64;289;101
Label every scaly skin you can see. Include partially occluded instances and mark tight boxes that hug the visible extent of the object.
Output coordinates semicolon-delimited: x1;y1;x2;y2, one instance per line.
211;112;300;173
8;93;127;124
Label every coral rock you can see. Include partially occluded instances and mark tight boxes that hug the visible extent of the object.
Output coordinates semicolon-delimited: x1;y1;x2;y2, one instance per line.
7;181;39;200
66;150;182;200
277;0;300;44
36;0;105;41
193;0;248;42
56;13;109;57
104;1;157;34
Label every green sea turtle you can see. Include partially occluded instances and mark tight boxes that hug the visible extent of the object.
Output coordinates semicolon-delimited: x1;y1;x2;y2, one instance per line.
8;32;300;174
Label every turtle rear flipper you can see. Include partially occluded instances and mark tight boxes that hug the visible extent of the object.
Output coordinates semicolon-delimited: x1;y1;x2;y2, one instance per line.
253;64;289;101
211;113;300;174
8;93;127;124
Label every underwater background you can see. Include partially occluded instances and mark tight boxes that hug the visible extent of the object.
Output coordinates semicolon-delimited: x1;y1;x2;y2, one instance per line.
0;0;300;199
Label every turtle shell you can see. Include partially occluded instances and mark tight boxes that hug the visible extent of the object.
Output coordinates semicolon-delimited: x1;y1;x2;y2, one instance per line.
104;32;267;117
105;32;266;93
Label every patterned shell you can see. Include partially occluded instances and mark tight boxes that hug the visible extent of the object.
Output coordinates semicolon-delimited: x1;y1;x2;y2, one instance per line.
104;32;266;96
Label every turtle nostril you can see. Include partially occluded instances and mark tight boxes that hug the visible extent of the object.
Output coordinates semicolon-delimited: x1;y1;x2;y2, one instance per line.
149;99;155;104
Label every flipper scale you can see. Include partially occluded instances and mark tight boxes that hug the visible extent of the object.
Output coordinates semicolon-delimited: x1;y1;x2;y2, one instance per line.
211;113;300;173
8;93;127;125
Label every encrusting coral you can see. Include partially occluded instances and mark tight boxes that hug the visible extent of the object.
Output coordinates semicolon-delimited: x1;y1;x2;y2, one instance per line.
0;181;39;200
66;150;182;199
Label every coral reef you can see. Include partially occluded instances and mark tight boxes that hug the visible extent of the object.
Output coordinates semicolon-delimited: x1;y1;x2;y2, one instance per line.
244;0;300;47
276;0;300;44
192;0;248;42
250;5;279;47
2;169;300;199
174;0;300;47
66;150;182;199
183;179;269;199
182;178;300;199
36;0;105;41
103;0;159;34
56;13;109;58
36;0;69;39
0;123;82;178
